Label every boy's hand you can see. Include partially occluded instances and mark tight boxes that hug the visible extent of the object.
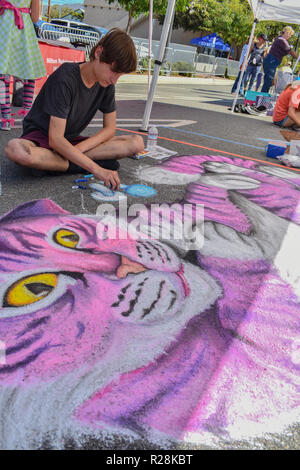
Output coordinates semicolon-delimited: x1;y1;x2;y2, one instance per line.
94;167;120;191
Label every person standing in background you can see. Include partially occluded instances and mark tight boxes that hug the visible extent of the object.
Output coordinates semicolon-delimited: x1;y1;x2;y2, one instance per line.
243;34;267;92
0;0;46;131
261;26;298;93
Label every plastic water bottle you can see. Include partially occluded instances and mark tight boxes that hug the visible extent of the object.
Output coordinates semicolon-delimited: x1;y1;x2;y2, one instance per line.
147;126;158;152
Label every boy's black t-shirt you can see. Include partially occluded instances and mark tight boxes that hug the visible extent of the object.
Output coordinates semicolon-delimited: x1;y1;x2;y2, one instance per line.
23;62;116;140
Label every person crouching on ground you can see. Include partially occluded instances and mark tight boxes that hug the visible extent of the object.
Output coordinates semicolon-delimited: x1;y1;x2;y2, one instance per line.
5;28;144;190
273;79;300;129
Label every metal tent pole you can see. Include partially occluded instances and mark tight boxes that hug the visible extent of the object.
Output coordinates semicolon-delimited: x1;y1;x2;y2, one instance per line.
230;19;258;112
230;0;263;113
140;0;176;131
292;54;300;73
148;0;153;94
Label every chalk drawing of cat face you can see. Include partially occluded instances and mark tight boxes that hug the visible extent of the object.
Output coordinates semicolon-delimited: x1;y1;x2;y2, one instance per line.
0;199;220;388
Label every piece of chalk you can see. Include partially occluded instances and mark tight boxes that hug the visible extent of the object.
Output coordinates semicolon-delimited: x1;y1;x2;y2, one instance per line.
74;179;87;183
84;174;94;178
77;185;87;190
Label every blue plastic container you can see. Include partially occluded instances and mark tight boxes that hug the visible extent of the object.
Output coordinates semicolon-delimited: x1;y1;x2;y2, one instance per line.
245;90;272;101
244;90;272;105
265;142;286;158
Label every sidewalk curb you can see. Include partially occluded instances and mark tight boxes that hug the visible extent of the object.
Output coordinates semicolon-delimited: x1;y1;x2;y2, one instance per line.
118;75;234;86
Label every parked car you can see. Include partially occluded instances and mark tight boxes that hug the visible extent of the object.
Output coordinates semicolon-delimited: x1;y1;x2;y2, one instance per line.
36;19;107;48
49;19;104;36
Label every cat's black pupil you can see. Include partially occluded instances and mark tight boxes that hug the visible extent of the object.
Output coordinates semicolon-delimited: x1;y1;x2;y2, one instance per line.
25;283;53;296
63;235;79;242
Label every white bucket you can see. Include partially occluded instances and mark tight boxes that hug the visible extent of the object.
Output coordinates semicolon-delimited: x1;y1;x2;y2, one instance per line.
279;153;300;168
290;140;300;157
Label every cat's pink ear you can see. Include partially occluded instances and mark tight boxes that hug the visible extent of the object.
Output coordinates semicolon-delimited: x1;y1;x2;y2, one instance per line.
0;199;69;223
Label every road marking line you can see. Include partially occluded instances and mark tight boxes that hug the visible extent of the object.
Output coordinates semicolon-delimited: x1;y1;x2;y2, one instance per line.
88;119;197;128
116;127;300;173
159;125;265;149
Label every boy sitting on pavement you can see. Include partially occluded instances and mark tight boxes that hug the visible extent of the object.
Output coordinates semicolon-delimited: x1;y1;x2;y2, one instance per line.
5;28;144;190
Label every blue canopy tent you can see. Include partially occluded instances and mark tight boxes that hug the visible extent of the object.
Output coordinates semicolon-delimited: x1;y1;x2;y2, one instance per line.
190;33;230;54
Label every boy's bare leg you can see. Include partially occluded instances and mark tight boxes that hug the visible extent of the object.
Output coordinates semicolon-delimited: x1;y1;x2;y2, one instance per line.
83;134;144;161
5;138;69;171
5;134;144;170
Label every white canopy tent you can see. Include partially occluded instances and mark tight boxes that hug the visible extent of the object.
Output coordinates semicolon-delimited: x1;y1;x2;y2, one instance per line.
231;0;300;112
249;0;300;24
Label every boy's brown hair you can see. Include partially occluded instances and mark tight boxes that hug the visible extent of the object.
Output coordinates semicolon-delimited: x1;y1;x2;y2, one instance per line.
89;28;137;73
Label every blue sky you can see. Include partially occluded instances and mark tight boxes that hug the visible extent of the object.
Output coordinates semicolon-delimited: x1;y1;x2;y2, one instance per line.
43;1;84;5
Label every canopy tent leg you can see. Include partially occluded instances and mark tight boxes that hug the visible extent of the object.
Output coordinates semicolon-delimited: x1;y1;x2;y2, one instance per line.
140;0;176;131
230;0;264;113
230;19;258;113
148;0;153;93
293;54;300;73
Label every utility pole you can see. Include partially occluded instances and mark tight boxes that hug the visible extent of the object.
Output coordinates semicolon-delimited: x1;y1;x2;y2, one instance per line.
47;0;51;22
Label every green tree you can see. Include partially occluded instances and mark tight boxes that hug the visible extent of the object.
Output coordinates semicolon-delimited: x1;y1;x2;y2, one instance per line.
256;21;299;46
167;0;300;59
50;5;83;21
61;7;73;18
167;0;253;52
71;10;85;21
50;4;60;19
107;0;189;33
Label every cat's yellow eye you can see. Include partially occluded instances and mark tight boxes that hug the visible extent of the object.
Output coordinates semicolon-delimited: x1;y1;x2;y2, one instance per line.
4;273;58;307
53;229;80;249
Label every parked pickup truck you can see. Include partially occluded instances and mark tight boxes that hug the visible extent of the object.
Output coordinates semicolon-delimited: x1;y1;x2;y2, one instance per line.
35;19;107;48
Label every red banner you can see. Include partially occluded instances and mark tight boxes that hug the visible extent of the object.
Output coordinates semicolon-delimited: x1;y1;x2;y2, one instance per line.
35;40;85;94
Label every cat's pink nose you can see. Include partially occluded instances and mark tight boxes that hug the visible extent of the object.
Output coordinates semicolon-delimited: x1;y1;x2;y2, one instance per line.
116;256;147;279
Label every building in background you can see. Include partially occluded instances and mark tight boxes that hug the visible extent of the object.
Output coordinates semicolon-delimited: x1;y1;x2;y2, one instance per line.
83;0;195;46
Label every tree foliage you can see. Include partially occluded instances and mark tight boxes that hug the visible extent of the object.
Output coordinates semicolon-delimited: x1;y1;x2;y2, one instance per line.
50;5;73;19
69;10;84;21
107;0;190;33
162;0;300;58
168;0;253;47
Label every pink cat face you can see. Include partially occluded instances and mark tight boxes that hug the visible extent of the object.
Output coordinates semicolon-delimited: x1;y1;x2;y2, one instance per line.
0;200;218;386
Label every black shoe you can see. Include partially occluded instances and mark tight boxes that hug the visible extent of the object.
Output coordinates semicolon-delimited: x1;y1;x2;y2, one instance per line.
95;159;120;171
256;105;267;112
67;159;120;174
240;105;250;114
234;104;243;113
246;104;267;116
31;169;49;177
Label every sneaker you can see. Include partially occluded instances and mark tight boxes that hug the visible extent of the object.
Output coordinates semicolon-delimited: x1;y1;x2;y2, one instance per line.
0;121;11;131
245;104;265;116
240;105;250;114
233;104;242;113
256;105;267;112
